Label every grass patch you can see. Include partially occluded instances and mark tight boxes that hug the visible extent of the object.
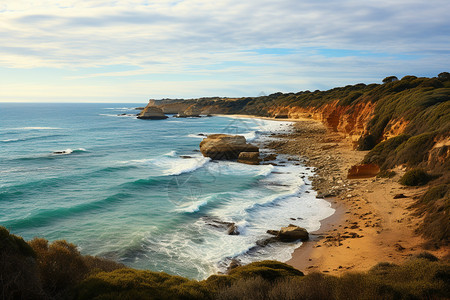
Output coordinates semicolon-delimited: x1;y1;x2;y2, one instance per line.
399;169;433;186
363;134;410;169
412;184;449;248
377;170;396;178
75;268;209;300
216;258;450;300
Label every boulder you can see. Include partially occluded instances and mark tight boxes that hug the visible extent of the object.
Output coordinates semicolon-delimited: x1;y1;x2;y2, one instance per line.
277;224;309;242
256;237;279;247
203;217;239;235
274;114;289;119
199;134;259;160
263;153;278;161
347;163;380;179
237;152;261;165
227;259;241;272
137;106;168;120
262;225;309;245
393;193;407;199
227;223;239;235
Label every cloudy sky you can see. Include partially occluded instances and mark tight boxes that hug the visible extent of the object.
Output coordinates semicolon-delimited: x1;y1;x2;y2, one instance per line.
1;0;449;102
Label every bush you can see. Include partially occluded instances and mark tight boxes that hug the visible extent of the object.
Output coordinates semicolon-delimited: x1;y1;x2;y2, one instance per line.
75;268;209;300
393;132;437;166
382;76;398;83
415;252;439;262
227;260;304;281
0;227;44;299
357;134;376;150
377;170;396;178
363;135;410;169
399;169;432;186
29;238;89;296
438;72;450;81
215;258;450;300
412;184;449;247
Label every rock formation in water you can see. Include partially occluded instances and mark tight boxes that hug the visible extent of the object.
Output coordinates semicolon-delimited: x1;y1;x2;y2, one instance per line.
237;152;261;165
137;106;168;120
257;224;309;246
200;134;259;160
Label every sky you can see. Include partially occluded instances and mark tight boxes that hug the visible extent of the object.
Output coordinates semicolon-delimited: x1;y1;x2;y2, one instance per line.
0;0;449;103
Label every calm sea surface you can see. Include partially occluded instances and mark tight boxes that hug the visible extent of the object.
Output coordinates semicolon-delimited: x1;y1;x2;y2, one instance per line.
0;103;333;279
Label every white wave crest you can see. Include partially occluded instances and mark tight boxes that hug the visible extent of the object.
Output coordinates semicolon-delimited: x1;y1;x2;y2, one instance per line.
187;133;208;139
164;150;177;157
159;156;211;176
242;131;258;142
177;198;209;213
13;127;62;130
52;148;87;155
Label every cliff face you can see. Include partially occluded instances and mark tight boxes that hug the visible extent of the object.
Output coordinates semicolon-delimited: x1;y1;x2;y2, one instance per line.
267;100;377;146
137;106;168;119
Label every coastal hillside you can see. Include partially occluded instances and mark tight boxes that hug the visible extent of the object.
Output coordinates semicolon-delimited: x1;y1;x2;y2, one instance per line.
147;73;450;248
153;74;449;156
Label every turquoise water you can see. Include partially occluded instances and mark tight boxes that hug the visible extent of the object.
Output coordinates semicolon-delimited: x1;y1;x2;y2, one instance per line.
0;103;333;279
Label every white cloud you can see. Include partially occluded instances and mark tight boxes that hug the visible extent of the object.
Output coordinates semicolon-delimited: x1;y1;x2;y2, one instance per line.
0;0;449;101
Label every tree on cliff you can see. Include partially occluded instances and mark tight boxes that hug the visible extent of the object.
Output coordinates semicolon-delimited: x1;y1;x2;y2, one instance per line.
437;72;450;81
382;76;398;83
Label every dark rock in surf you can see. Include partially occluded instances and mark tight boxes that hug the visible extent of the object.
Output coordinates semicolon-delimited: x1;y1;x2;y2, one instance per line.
237;152;261;165
227;223;240;235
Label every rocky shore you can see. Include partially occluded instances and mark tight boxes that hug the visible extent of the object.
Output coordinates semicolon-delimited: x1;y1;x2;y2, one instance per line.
254;116;446;275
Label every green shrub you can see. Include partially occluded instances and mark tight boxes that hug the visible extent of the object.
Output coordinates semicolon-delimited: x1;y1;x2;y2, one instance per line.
29;238;89;296
412;184;449;247
0;227;44;299
340;91;363;106
363;135;410;169
415;252;439;262
0;226;35;258
227;260;304;281
393;132;437;166
75;268;209;300
357;134;376;150
399;169;432;186
216;258;450;300
377;170;396;178
382;76;398;83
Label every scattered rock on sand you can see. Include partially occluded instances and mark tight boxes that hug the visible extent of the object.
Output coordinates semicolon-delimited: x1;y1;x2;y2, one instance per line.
263;153;278;161
393;193;407;199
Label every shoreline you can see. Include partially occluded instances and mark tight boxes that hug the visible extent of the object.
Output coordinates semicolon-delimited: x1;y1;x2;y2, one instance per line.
227;114;445;275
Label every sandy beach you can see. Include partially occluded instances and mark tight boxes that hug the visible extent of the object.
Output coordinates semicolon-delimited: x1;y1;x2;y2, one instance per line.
253;116;448;275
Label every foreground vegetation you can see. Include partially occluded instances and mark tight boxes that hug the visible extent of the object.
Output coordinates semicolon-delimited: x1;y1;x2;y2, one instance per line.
1;226;449;299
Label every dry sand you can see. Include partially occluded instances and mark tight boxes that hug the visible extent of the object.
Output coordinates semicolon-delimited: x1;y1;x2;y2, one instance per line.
256;116;447;275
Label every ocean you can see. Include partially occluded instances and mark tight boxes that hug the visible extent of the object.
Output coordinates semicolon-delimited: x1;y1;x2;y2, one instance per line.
0;103;334;280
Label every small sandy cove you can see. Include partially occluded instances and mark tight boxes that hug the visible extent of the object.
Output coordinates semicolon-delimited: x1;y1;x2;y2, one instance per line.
243;115;447;275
